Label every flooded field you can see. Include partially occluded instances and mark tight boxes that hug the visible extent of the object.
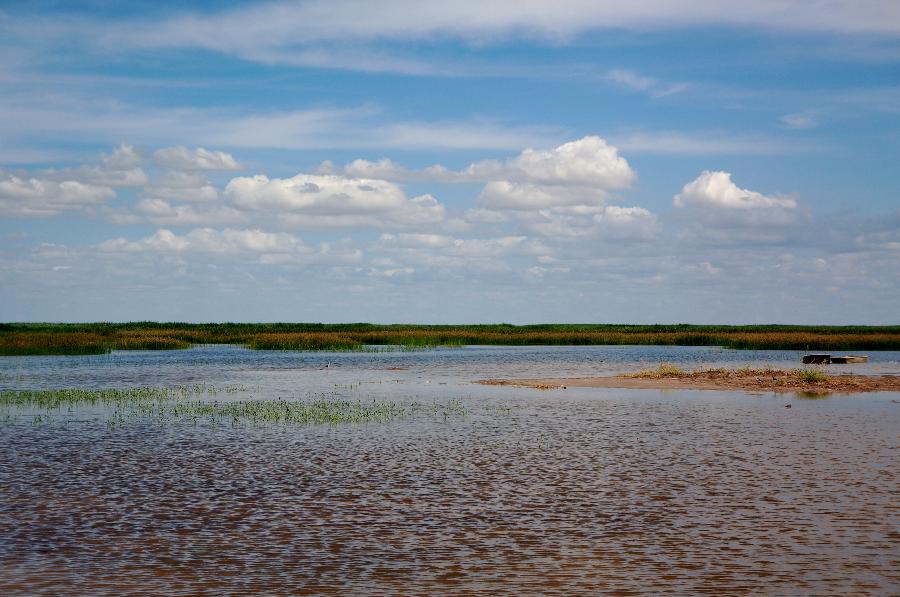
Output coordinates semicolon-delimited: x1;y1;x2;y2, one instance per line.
1;346;898;595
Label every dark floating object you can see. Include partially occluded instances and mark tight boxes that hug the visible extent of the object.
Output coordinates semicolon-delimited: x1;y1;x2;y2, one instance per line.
802;354;832;364
830;355;868;364
801;354;868;364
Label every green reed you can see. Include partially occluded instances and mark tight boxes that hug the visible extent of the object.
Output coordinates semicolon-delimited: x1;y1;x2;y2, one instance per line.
0;386;467;427
3;322;900;355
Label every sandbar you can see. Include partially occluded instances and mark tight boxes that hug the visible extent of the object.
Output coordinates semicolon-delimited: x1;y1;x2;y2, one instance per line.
477;368;900;394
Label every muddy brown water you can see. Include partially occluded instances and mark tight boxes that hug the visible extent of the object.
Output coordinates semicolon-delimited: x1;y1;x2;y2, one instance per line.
1;345;898;595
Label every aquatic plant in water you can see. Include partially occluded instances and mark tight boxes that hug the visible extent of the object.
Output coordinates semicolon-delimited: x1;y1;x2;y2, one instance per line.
0;386;467;428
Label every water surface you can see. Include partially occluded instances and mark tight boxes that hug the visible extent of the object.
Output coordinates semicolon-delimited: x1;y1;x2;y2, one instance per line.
1;346;898;595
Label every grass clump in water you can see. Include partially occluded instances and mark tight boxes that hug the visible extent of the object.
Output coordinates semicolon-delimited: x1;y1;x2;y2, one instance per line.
628;363;689;378
794;368;829;384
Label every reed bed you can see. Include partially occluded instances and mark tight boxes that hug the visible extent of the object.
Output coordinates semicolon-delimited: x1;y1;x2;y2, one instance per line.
2;323;899;355
627;364;831;384
0;386;467;427
0;385;243;409
246;332;363;351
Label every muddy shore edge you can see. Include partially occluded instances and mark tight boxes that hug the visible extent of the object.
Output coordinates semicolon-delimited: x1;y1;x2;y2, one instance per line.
477;369;900;394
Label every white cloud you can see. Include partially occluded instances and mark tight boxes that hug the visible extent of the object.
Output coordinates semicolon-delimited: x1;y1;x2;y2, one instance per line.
0;91;560;151
605;69;688;97
447;236;548;258
502;136;635;188
674;171;797;210
780;112;818;129
153;146;242;171
99;228;302;254
0;175;115;217
596;205;660;237
227;173;406;213
143;171;220;202
516;205;659;239
116;1;900;69
125;199;245;226
101;143;143;170
462;137;636;211
611;131;815;155
43;143;148;187
376;233;454;249
478;181;603;210
329;137;643;235
370;232;553;274
338;158;407;180
335;137;636;200
606;69;657;92
224;173;445;228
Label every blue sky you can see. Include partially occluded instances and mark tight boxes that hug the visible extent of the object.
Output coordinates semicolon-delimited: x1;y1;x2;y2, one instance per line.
1;1;899;323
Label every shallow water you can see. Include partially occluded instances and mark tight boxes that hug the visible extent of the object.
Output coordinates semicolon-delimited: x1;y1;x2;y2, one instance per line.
1;346;898;595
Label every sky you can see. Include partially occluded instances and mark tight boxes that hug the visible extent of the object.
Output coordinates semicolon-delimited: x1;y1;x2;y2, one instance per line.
1;1;899;324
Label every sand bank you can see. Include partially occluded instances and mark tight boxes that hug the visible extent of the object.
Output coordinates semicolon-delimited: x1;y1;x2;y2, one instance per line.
477;368;900;394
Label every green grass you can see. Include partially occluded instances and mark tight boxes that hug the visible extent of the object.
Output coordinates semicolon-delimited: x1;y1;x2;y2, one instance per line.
627;363;689;378
794;368;830;383
2;322;900;355
0;386;468;427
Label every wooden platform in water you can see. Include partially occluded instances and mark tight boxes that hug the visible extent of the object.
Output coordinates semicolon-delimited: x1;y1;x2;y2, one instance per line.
802;354;868;364
830;355;868;364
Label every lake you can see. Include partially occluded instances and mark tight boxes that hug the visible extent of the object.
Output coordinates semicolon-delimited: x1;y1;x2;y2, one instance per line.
2;345;898;595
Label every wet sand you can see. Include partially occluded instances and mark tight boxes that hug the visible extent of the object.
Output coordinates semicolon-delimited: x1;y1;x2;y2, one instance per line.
478;368;900;393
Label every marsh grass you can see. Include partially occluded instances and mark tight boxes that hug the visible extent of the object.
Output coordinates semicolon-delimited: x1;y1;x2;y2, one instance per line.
247;333;363;351
0;386;467;427
794;368;830;383
628;363;689;378
626;365;834;385
2;322;899;355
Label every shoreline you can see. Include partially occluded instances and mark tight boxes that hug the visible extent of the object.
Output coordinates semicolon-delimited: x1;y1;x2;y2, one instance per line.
477;368;900;394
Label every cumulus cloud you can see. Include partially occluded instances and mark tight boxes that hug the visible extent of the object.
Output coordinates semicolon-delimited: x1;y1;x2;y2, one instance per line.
101;143;143;170
375;233;454;249
478;181;599;210
224;173;445;228
43;143;148;188
330;137;636;215
514;205;659;239
377;233;547;258
371;232;553;273
335;136;635;189
99;228;302;254
469;137;636;212
501;136;635;188
674;171;797;210
672;171;805;239
153;146;242;171
143;171;219;202
124;199;245;226
0;175;115;217
227;174;405;213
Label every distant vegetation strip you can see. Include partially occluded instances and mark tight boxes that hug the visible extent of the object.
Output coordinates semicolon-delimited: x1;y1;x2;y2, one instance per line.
1;323;899;355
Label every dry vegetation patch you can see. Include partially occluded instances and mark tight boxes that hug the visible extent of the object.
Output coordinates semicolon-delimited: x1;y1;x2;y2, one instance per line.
479;365;900;394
